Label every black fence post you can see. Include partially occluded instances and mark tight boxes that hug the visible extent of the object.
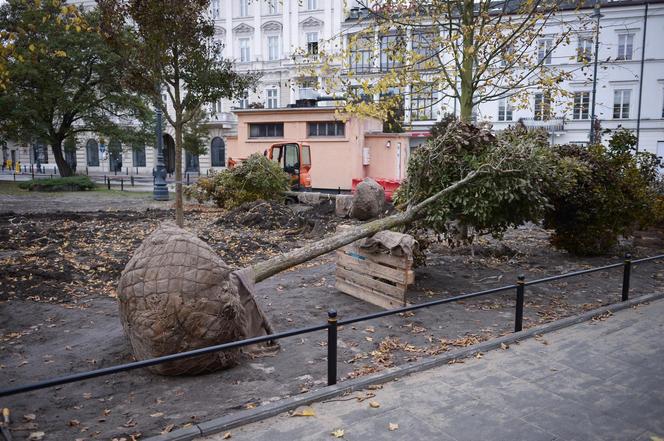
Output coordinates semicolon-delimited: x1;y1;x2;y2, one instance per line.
515;275;525;332
327;310;338;386
31;170;34;180
131;175;135;187
186;173;190;185
121;179;124;191
622;253;632;302
13;173;16;182
107;178;111;190
126;167;129;175
85;166;88;175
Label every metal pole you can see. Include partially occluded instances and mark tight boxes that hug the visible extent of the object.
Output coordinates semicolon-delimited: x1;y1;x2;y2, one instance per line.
622;253;632;301
107;178;111;190
153;97;169;201
515;275;525;332
121;179;124;191
635;2;649;153
327;310;338;386
589;2;602;144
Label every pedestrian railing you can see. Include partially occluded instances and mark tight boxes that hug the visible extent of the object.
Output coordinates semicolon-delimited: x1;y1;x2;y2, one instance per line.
1;253;662;398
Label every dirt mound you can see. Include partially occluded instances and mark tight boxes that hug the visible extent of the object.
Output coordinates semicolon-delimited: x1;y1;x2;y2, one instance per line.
216;199;338;238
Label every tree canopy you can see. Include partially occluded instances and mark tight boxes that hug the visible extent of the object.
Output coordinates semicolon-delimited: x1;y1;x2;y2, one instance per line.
0;0;152;176
99;0;260;226
304;0;590;123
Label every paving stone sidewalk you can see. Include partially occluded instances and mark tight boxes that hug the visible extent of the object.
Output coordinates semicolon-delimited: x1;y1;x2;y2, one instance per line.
203;299;664;441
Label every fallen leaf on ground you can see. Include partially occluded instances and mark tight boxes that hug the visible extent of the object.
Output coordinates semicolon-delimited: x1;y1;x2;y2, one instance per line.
23;414;36;422
291;407;316;417
222;432;232;439
388;423;399;431
367;384;383;391
244;403;256;410
68;419;80;427
161;424;175;434
28;432;45;441
500;342;509;350
150;412;164;418
369;401;380;408
331;428;345;438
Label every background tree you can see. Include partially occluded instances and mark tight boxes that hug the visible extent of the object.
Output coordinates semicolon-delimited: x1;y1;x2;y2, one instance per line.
308;0;589;123
0;0;152;177
99;0;259;227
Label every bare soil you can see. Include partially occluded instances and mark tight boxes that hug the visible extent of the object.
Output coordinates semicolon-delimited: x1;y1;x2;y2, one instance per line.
1;201;663;440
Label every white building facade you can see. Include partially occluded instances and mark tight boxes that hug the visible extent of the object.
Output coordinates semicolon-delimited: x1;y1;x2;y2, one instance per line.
3;0;663;175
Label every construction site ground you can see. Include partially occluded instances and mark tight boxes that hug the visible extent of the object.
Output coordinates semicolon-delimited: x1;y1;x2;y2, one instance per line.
1;184;663;440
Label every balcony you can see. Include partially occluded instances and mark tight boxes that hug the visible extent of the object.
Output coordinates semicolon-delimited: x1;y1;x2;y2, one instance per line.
520;118;565;132
206;112;237;129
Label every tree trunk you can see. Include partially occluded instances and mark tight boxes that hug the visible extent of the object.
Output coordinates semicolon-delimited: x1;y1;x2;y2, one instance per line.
174;123;184;227
459;0;476;123
51;139;73;177
251;169;484;283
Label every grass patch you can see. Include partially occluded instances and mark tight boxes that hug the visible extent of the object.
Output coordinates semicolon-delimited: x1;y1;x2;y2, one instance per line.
18;176;95;192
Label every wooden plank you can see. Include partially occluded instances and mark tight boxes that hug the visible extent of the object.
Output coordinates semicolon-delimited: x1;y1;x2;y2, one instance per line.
336;251;409;284
340;245;411;270
335;279;405;309
335;267;406;299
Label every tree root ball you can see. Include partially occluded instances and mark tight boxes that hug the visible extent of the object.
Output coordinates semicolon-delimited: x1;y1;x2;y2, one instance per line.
117;223;247;375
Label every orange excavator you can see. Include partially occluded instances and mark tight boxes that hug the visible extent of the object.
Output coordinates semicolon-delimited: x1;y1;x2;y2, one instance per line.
229;142;312;190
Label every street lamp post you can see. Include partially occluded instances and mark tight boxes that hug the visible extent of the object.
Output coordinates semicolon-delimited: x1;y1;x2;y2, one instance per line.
153;104;169;201
589;2;602;144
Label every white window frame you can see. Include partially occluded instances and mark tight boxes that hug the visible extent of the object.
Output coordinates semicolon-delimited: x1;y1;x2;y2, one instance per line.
211;0;220;19
237;90;249;109
572;91;590;120
613;89;631;119
306;32;319;56
307;0;318;10
577;35;593;62
239;38;250;62
266;88;279;109
265;0;279;14
238;0;249;17
537;38;553;65
267;35;280;61
617;33;634;61
497;97;513;121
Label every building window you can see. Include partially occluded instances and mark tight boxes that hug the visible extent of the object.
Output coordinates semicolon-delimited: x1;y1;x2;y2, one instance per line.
348;85;372;104
380;34;404;72
412;31;436;69
537;38;553;65
534;91;552;120
613;89;631;119
239;38;250;62
266;88;279;108
185;150;199;172
210;99;224;115
306;32;318;56
86;139;99;166
237;90;248;109
33;142;48;164
132;143;146;167
617;34;634;61
577;36;593;62
573;92;590;120
307;0;317;10
238;0;249;17
211;0;220;18
498;97;513;121
267;35;280;61
307;121;345;137
266;0;279;14
211;137;226;167
249;123;284;138
410;86;435;121
349;35;373;73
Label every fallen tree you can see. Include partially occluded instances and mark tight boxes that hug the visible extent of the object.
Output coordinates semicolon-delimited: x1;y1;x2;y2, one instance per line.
119;120;564;375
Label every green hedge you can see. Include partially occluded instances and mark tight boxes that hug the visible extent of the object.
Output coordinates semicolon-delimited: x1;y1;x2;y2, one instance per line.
18;175;96;192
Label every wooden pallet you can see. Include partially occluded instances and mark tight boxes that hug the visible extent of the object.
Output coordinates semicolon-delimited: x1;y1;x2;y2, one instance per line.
335;241;414;309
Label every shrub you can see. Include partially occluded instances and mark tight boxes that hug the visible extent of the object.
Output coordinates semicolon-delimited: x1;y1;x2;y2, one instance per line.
544;128;661;255
184;153;289;209
394;118;567;244
18;175;95;192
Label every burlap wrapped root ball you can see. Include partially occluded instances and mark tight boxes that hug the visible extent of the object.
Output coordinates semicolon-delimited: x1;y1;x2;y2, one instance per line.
117;223;247;375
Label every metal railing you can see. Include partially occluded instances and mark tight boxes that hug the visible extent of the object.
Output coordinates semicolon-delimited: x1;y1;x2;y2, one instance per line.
1;253;662;398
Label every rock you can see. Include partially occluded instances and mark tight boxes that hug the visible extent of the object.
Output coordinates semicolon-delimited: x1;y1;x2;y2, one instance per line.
117;223;248;375
350;178;385;221
335;194;354;218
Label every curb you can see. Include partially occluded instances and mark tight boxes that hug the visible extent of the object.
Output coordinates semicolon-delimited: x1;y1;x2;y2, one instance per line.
146;292;664;441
